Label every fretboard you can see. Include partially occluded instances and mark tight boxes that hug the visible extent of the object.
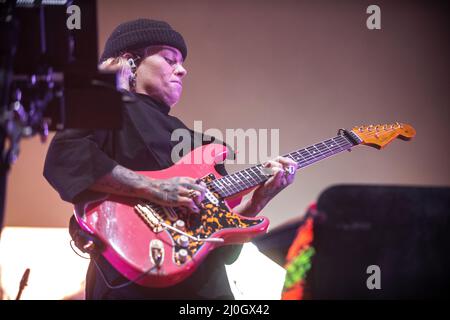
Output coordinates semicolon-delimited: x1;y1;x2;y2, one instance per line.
208;132;360;198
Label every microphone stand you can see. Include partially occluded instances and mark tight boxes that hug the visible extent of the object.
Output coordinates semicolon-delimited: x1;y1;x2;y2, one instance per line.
15;268;30;300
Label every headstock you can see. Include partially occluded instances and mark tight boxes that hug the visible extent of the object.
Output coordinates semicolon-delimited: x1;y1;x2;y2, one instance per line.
351;122;416;149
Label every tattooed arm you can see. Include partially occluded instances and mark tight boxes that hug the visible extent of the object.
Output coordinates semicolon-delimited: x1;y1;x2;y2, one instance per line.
89;164;206;212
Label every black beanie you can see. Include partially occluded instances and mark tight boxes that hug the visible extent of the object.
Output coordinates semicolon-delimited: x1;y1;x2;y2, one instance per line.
99;18;187;63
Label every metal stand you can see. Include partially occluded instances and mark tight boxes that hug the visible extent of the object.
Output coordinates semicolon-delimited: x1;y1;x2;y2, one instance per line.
0;0;123;240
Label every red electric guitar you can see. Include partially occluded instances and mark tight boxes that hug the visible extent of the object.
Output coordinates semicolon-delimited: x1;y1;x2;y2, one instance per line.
73;122;415;287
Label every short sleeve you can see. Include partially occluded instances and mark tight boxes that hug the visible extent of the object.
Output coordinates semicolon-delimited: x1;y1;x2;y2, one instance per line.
43;129;118;203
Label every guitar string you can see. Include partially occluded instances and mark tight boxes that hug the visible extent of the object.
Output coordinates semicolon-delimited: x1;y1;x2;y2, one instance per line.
206;135;353;196
145;126;402;221
143;137;352;216
205;126;402;196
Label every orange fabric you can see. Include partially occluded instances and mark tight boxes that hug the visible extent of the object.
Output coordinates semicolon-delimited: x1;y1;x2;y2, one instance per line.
282;205;316;300
285;217;314;262
282;282;304;300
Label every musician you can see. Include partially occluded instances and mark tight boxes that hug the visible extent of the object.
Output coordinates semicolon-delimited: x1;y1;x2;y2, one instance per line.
43;18;298;299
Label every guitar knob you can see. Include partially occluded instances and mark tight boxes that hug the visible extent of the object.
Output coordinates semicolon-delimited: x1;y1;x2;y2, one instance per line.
177;249;188;263
175;219;186;231
177;235;189;248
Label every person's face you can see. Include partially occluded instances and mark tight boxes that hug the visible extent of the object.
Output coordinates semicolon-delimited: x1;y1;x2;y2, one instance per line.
134;45;187;107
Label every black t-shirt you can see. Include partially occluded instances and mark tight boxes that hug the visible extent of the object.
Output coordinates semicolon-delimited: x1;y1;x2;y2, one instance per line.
43;92;240;299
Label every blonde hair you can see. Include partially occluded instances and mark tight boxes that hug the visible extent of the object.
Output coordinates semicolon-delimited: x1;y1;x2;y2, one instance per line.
98;56;134;91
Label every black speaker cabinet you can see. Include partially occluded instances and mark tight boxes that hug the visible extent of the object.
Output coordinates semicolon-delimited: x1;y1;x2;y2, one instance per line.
308;185;450;299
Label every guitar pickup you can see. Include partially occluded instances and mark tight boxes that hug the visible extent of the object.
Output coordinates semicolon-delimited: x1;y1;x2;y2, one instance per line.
204;189;219;205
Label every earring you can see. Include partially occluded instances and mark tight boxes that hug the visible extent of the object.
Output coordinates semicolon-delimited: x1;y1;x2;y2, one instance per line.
127;58;138;90
129;72;137;90
127;58;137;69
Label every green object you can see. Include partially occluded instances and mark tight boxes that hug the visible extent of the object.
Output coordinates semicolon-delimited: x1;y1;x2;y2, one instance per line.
284;246;315;289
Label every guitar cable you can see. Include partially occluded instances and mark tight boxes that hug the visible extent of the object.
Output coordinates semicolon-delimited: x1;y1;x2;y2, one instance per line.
93;259;158;290
69;239;158;290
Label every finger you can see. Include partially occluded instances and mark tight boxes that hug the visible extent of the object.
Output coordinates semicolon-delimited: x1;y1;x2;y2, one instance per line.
265;160;283;168
181;184;206;203
179;177;198;188
262;160;282;176
274;157;298;173
180;177;207;193
193;195;204;207
277;156;298;168
177;189;201;210
182;177;198;184
178;186;192;197
268;167;284;185
180;189;204;206
185;177;207;189
178;197;200;213
194;189;205;202
286;168;298;184
195;180;208;199
186;189;205;203
187;183;207;194
195;178;207;188
275;167;285;179
273;157;298;181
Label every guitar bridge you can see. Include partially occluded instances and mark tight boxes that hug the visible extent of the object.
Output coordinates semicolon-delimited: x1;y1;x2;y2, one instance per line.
135;203;163;233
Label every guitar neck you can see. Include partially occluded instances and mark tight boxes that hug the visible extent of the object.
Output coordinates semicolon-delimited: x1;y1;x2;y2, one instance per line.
209;130;362;198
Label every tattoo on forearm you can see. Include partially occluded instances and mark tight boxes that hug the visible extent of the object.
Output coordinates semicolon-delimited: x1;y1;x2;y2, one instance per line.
91;165;185;203
92;165;149;195
157;178;182;203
